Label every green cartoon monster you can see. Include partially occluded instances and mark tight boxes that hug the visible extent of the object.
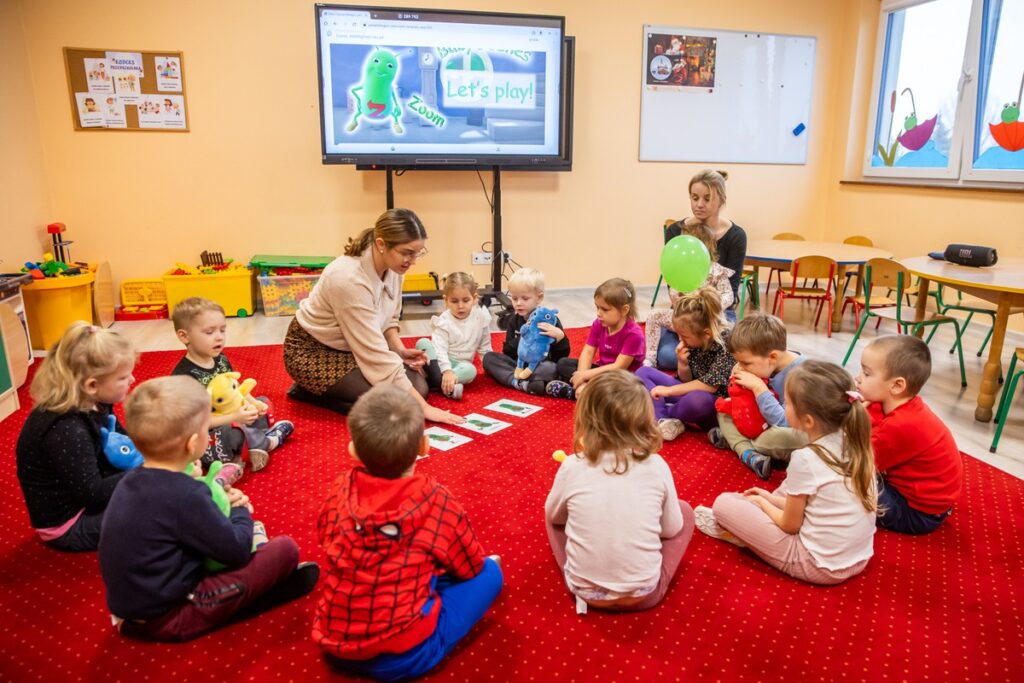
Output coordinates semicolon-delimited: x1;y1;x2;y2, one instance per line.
347;48;403;134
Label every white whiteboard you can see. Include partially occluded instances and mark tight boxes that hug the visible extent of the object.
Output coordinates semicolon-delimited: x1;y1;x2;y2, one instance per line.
639;26;816;165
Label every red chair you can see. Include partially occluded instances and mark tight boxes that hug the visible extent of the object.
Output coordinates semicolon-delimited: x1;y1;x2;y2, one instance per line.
772;255;838;337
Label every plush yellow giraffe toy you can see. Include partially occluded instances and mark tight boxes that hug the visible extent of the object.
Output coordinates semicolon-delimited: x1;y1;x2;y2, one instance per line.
207;372;268;415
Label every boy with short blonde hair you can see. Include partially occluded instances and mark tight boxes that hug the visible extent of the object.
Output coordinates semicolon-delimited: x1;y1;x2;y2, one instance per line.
316;385;502;679
171;296;294;471
708;313;807;479
856;335;961;534
99;376;318;642
482;267;571;395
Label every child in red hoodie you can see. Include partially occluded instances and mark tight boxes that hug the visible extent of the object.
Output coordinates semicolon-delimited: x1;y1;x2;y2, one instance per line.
314;385;502;680
856;335;962;535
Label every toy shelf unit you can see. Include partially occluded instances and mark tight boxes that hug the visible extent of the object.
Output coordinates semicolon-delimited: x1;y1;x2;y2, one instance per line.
250;255;333;317
21;271;96;350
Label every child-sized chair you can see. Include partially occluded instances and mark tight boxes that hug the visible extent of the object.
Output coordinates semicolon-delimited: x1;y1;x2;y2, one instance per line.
991;347;1024;453
926;284;1024;358
772;255;837;337
838;235;874;301
841;263;967;387
764;232;806;302
651;219;677;306
840;257;899;327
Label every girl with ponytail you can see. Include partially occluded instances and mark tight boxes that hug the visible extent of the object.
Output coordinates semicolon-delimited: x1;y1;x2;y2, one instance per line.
700;360;877;585
636;286;735;442
16;321;138;551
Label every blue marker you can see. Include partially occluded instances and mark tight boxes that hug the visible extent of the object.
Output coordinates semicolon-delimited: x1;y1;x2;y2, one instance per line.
792;122;806;136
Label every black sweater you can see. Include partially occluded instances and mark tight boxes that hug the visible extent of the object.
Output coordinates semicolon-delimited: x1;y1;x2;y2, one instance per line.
666;219;748;302
16;405;126;529
500;312;571;362
99;467;254;620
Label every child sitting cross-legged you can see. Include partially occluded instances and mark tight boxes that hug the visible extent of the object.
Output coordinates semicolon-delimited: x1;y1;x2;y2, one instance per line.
636;287;734;441
545;370;695;613
698;361;877;585
171;296;294;472
855;335;962;534
99;376;319;642
546;278;646;400
707;313;808;479
315;385;503;681
415;272;492;400
482;267;570;396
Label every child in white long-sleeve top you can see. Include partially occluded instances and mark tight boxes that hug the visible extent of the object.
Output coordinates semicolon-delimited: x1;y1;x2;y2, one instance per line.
545;370;695;613
415;272;492;400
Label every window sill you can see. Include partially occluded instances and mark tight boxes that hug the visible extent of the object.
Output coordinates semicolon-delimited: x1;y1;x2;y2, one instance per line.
840;179;1024;194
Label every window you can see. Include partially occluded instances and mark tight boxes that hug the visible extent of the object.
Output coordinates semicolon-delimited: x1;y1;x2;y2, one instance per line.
865;0;1024;184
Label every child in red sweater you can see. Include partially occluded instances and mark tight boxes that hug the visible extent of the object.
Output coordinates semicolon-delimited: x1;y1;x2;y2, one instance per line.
856;335;962;534
314;385;503;681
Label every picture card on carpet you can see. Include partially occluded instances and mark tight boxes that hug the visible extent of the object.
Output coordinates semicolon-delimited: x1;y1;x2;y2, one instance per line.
424;427;472;452
483;399;542;417
459;413;512;435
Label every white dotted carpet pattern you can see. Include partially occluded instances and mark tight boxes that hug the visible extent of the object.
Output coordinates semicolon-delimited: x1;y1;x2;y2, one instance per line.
0;329;1021;681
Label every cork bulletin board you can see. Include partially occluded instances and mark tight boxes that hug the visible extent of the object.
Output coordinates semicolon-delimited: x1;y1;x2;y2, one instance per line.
63;47;189;132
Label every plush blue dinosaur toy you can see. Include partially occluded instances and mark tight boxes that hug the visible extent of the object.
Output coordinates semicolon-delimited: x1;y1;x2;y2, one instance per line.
100;414;143;470
515;306;559;380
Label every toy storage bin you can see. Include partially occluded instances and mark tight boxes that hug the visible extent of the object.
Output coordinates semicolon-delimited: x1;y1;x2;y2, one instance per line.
163;269;254;318
257;273;321;316
21;272;96;350
116;279;169;321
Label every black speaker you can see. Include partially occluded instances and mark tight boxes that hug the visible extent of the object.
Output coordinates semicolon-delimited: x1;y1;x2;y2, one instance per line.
928;244;998;268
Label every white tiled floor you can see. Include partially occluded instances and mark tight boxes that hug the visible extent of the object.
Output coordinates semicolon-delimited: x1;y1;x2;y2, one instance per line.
106;285;1024;480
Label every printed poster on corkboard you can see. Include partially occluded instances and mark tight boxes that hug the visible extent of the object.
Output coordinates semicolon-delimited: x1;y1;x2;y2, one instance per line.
64;47;189;132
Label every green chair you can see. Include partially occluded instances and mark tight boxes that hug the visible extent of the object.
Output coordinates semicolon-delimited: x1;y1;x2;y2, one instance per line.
651;219;676;307
841;261;967;388
736;270;758;321
926;284;1023;358
991;348;1024;453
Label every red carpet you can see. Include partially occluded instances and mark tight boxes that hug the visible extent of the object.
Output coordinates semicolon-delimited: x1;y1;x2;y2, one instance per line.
1;329;1022;682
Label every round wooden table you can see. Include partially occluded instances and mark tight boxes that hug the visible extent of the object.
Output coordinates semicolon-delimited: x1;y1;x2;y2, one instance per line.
902;255;1024;422
745;239;894;328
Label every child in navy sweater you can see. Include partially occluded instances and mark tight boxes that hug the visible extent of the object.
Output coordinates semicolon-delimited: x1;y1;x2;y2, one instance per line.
99;376;318;642
16;322;137;552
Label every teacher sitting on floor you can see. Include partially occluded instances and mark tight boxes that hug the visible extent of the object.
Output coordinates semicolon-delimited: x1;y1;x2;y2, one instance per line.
665;170;747;320
284;208;464;425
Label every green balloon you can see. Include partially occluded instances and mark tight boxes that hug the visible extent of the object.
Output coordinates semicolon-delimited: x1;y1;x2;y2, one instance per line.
660;235;711;292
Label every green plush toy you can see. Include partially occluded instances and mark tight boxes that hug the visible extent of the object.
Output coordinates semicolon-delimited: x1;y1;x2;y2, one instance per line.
185;460;234;571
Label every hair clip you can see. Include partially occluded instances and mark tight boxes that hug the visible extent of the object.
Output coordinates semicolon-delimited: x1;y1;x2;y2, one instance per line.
845;390;863;404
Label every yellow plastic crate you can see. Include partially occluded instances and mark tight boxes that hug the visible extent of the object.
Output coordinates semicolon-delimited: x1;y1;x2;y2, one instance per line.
163;268;254;317
121;279;167;307
402;272;440;293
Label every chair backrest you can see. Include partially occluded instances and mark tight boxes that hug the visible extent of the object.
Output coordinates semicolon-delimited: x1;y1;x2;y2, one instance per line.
862;257;908;291
773;232;805;241
843;235;874;247
791;255;836;283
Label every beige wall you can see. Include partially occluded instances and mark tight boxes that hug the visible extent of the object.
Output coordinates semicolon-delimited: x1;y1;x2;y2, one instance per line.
9;0;1020;302
0;0;52;271
12;0;845;291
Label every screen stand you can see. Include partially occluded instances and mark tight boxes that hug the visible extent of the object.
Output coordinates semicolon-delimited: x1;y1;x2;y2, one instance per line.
385;166;512;320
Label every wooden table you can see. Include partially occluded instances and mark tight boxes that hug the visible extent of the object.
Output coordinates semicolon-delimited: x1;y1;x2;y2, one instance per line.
903;256;1024;422
745;239;894;329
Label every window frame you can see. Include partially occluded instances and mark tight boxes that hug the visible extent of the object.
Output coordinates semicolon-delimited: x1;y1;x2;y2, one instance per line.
862;0;1024;186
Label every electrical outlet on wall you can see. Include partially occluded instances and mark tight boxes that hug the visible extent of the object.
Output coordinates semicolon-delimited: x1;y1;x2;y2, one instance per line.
472;252;493;265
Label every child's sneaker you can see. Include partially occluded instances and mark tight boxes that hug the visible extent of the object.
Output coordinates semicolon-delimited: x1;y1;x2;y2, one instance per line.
445;383;464;400
265;420;295;451
512;379;529;393
252;520;269;548
214;462;244;487
694;505;747;547
657;418;685;442
545;380;576;400
248;449;270;472
740;449;772;480
708;427;729;450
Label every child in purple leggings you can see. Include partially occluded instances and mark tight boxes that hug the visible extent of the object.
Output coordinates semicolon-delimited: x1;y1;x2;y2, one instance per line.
637;287;733;441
